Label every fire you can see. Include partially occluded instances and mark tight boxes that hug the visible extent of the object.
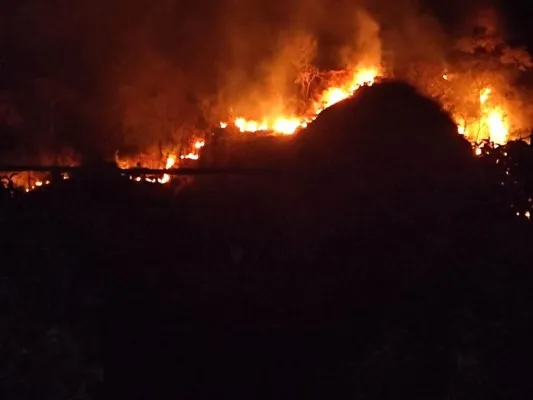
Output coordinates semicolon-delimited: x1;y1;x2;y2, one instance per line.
165;155;176;169
235;118;267;133
480;88;491;104
180;153;199;160
223;66;380;135
316;66;378;110
180;140;204;160
126;153;178;184
158;174;171;184
486;108;508;145
320;87;351;109
453;86;509;147
220;61;511;161
272;117;305;135
153;154;177;184
353;67;379;87
232;117;306;135
116;138;204;184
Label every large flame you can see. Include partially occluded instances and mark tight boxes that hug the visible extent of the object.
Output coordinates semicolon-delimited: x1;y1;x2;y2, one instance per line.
451;81;509;147
5;58;520;195
223;66;380;135
222;65;511;153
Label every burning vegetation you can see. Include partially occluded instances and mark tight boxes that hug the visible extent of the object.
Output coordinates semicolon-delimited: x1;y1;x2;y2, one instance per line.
2;6;533;200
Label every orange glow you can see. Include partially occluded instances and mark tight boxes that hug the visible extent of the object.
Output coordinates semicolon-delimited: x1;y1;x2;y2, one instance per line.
222;66;380;135
180;153;200;160
453;87;509;147
165;155;176;169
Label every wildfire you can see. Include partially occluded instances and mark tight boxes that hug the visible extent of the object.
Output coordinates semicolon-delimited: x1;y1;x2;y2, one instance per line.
319;87;352;109
155;154;177;184
220;63;512;153
486;108;508;145
480;88;491;104
220;62;512;161
230;117;307;135
165;155;176;169
115;138;204;185
222;66;380;135
180;140;204;160
453;86;509;148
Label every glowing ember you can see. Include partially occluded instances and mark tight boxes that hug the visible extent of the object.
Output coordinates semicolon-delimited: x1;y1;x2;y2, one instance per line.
158;174;171;184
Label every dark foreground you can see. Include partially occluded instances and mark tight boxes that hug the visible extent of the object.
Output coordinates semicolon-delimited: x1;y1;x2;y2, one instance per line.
1;167;532;400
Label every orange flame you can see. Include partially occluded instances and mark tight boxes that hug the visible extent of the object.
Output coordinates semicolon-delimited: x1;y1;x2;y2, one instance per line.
222;66;380;135
453;86;509;148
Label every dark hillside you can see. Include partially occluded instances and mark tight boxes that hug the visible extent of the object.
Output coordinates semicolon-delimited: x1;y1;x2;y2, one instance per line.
295;80;474;186
1;81;532;399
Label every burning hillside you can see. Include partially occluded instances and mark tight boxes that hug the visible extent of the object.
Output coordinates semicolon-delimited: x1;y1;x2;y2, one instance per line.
213;10;531;149
219;61;523;148
221;66;381;135
2;8;533;196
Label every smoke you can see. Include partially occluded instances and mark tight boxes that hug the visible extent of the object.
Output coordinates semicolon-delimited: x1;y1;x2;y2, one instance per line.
215;1;321;118
340;8;382;70
215;0;453;116
217;0;385;118
5;0;531;158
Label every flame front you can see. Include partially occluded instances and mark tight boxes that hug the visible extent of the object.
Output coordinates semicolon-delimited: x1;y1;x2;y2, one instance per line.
223;66;380;135
220;63;512;153
453;86;509;147
232;117;305;135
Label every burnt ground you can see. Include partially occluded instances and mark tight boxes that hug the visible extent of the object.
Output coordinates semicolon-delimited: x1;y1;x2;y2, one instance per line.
0;168;532;400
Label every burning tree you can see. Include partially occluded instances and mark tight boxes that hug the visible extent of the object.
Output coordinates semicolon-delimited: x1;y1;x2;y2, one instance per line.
277;32;321;102
450;25;532;143
404;22;533;146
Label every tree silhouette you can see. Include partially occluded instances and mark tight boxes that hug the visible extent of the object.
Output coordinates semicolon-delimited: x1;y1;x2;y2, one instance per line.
280;32;320;100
